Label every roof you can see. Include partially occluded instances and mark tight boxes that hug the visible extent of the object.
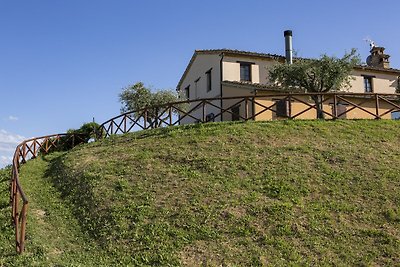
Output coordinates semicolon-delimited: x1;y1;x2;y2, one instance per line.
196;49;285;60
177;49;400;90
353;65;400;74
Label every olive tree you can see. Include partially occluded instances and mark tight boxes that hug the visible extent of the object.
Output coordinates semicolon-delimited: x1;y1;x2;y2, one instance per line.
268;49;361;119
119;82;182;128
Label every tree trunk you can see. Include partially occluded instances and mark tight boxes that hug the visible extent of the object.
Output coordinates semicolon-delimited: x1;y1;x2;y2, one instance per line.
147;107;160;128
311;95;325;119
147;117;155;128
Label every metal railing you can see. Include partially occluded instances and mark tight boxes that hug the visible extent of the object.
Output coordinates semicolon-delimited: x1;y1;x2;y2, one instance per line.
10;133;85;253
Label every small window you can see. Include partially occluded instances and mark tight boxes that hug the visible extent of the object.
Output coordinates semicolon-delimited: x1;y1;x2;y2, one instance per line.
332;103;348;119
363;76;373;93
194;77;200;98
206;69;212;92
184;85;190;99
276;99;288;117
240;63;251;82
231;105;240;121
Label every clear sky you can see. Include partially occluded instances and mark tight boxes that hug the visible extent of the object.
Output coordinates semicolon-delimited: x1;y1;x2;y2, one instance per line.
1;0;399;167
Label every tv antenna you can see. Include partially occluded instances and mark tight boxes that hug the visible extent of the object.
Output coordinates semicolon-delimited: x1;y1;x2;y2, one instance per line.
363;37;376;49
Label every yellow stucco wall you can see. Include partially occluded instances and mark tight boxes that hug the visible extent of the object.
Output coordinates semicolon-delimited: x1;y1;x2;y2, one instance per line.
221;85;397;120
253;95;394;120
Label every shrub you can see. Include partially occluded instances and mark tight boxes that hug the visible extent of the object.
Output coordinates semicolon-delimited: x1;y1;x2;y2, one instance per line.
39;122;100;154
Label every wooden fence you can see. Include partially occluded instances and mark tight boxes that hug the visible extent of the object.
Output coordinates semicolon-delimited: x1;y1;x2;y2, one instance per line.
9;92;400;254
10;134;85;253
98;92;400;137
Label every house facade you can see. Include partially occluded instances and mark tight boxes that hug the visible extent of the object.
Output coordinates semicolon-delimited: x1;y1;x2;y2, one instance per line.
177;45;400;123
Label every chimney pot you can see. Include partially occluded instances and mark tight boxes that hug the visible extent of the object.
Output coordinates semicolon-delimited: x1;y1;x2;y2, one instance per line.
284;30;292;37
284;30;293;64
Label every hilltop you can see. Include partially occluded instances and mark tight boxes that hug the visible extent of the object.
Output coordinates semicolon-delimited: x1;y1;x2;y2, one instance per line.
1;120;400;266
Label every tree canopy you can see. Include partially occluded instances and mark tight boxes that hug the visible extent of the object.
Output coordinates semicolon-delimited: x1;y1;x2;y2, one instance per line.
119;82;181;128
268;49;361;118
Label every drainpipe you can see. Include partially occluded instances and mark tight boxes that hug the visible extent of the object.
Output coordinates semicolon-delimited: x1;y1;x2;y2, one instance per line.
219;52;224;122
284;30;293;65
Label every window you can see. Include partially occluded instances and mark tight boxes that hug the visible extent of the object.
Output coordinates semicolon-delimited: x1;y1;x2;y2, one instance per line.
332;103;348;119
206;69;212;92
194;77;200;98
240;63;251;81
363;76;373;93
184;85;190;99
276;99;289;117
231;105;240;121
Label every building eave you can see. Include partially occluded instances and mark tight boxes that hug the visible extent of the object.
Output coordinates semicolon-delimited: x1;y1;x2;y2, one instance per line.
353;65;400;75
221;80;289;92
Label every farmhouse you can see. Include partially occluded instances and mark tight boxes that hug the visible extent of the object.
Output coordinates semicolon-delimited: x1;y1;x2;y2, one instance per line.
177;31;400;123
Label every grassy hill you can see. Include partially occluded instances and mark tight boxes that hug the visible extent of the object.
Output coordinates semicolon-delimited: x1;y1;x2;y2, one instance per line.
1;120;400;266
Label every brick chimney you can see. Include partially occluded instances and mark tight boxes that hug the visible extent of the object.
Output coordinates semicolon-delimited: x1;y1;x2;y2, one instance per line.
366;46;390;69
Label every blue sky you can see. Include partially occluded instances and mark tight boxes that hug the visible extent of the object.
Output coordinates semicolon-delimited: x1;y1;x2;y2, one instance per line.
1;0;400;167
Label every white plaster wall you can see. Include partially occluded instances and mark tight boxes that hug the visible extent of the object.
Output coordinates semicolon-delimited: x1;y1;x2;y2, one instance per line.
179;53;222;124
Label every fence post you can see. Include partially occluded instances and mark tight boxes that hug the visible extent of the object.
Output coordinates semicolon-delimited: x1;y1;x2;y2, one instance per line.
123;115;127;133
333;94;338;119
375;93;380;119
251;96;255;121
11;180;17;222
169;106;172;125
202;100;206;122
245;97;249;121
14;189;19;229
19;203;28;253
287;94;292;119
33;141;37;158
144;109;148;129
22;145;26;163
155;108;159;128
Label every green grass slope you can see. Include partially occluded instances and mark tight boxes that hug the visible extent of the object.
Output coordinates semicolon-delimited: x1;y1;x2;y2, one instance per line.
1;120;400;266
0;156;119;266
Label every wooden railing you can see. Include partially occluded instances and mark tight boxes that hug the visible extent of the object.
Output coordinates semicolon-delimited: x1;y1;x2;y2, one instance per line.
10;133;85;253
9;92;400;254
98;92;400;137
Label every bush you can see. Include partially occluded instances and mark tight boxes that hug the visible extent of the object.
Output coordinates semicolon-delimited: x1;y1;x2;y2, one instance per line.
40;122;101;154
